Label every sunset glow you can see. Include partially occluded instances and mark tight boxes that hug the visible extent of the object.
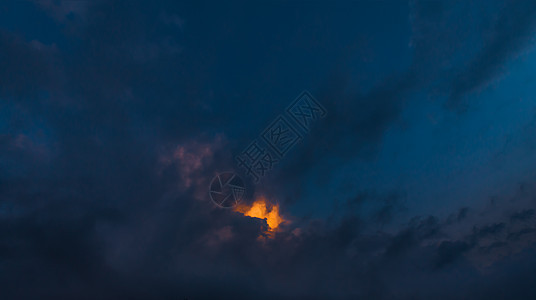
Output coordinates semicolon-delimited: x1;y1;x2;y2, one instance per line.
234;195;286;233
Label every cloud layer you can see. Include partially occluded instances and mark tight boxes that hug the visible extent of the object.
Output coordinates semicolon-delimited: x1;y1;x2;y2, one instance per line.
1;1;536;299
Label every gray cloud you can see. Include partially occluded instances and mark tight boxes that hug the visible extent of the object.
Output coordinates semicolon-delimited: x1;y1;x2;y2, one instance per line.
2;1;536;299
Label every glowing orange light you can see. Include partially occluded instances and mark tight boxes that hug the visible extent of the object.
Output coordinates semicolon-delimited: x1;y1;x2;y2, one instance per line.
234;195;285;233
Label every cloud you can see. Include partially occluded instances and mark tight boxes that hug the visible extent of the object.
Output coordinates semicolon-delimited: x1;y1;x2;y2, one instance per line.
0;30;59;98
36;0;91;22
2;1;536;299
448;0;536;106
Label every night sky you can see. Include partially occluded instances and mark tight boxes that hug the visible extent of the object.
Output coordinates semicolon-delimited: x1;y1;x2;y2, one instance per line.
2;1;536;299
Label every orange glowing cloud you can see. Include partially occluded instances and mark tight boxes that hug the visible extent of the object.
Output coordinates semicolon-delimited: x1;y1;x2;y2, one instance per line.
234;195;286;234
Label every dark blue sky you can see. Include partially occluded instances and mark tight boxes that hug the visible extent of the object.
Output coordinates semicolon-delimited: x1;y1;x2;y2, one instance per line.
2;1;536;299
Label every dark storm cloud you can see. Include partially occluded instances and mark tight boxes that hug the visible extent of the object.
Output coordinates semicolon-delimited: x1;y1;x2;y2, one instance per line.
446;207;470;224
510;209;535;223
0;1;224;298
272;71;417;197
271;0;457;188
274;0;536;194
331;190;408;229
2;1;536;299
472;222;507;239
449;0;536;106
